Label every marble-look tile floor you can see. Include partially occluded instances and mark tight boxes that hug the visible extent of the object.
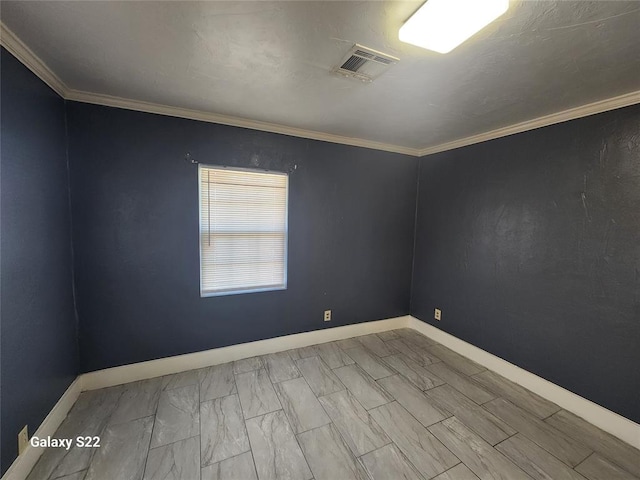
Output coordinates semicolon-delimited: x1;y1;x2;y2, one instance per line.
27;328;640;480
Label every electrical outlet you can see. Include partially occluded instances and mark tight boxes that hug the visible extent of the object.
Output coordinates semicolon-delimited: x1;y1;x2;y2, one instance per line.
434;308;442;321
324;310;332;322
18;425;28;455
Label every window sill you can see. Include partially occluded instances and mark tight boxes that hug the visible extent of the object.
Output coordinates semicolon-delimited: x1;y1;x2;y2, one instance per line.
200;285;287;298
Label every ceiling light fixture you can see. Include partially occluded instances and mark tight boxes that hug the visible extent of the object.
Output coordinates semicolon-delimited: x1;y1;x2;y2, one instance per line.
399;0;509;54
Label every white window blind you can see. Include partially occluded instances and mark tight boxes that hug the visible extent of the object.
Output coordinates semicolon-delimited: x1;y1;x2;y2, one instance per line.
199;165;288;296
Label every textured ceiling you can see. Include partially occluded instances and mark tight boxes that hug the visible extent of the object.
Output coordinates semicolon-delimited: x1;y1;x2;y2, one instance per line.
1;1;639;150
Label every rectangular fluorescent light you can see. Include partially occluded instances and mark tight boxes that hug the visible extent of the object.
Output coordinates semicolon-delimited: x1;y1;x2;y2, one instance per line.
399;0;509;54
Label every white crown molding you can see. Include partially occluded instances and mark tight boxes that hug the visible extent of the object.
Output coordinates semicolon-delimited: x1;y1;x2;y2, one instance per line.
2;22;639;159
418;90;640;157
0;22;67;98
0;22;417;156
64;89;421;156
64;87;640;159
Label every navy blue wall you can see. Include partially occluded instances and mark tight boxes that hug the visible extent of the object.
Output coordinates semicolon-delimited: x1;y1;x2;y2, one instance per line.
0;48;78;474
66;103;418;372
3;43;639;478
411;104;640;423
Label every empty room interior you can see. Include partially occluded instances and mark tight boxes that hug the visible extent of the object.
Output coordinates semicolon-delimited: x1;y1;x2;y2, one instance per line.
1;1;639;479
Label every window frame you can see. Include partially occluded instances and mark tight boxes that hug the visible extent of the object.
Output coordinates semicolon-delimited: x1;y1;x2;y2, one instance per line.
198;163;289;298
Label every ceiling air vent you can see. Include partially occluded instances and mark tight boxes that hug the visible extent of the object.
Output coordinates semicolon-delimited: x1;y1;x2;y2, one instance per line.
333;44;399;82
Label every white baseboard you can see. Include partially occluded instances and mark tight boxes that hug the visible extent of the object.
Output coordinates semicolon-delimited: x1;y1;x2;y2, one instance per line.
2;315;410;479
80;315;411;391
408;316;640;450
6;313;638;480
2;378;83;480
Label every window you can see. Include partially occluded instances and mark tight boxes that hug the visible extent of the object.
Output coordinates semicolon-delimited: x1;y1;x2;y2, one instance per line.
199;165;288;296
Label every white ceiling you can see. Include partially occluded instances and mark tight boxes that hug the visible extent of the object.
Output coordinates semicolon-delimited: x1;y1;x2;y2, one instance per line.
1;1;639;152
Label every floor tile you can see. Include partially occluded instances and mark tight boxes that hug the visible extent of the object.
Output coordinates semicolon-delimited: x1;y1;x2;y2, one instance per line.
386;339;439;367
150;384;199;448
85;416;154;480
432;464;479;480
233;356;264;375
378;374;450;427
472;370;560;418
296;356;345;396
27;387;123;480
318;389;390;456
575;453;637;480
293;345;319;359
545;410;640;477
424;384;514;445
28;330;639;480
261;351;300;383
359;443;424;480
426;362;495;404
143;436;199;480
110;378;163;425
381;354;445;391
356;334;394;357
395;329;439;349
200;394;250;466
429;417;530;480
286;348;302;361
246;410;312;480
162;369;203;390
376;330;400;342
297;424;369;480
235;368;282;419
333;364;392;410
200;363;237;402
484;398;591;467
496;434;588;480
425;345;485;376
273;377;330;433
54;471;88;480
336;338;361;351
201;451;258;480
314;341;354;369
344;346;393;379
369;401;458;479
